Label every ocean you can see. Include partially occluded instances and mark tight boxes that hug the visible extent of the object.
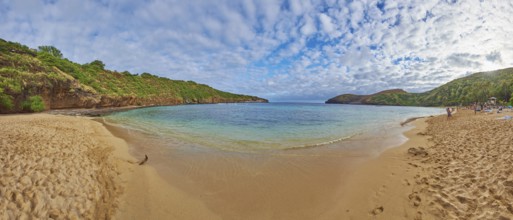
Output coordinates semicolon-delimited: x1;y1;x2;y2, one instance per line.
104;103;444;152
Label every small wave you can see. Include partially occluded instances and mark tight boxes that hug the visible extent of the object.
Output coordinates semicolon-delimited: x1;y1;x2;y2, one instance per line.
284;134;359;151
101;118;168;138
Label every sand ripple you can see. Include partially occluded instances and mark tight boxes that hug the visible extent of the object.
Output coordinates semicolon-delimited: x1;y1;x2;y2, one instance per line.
0;114;121;219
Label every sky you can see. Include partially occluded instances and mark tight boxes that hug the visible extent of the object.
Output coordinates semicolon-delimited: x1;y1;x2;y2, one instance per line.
1;0;513;102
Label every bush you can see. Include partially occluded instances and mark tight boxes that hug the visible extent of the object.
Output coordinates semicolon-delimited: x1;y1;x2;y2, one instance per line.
0;93;14;110
22;95;46;112
38;45;63;58
89;60;105;70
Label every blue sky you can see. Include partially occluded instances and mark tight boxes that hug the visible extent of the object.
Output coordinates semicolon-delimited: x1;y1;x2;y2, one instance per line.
1;0;513;101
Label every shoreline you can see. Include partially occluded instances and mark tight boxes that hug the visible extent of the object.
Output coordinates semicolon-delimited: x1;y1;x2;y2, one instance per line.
45;101;269;117
97;102;443;154
321;117;433;219
46;106;146;117
44;102;441;117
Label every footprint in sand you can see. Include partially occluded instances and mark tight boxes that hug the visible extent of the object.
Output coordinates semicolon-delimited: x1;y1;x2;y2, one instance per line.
409;192;422;207
370;206;384;215
374;185;388;198
414;211;423;220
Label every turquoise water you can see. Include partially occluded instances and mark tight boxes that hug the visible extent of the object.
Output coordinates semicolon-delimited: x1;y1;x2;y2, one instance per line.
105;103;444;151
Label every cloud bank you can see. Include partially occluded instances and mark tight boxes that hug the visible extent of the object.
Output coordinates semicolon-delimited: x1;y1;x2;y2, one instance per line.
1;0;513;101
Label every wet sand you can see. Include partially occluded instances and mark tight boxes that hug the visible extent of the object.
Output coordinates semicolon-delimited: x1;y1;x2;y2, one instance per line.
107;122;372;219
104;114;417;220
3;109;512;219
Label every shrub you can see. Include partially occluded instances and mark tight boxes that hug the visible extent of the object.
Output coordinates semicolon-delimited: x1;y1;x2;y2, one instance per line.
89;60;105;70
37;45;63;58
22;95;46;112
0;92;14;110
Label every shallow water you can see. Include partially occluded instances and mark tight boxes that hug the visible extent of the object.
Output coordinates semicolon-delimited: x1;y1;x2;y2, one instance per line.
105;103;444;152
103;103;445;219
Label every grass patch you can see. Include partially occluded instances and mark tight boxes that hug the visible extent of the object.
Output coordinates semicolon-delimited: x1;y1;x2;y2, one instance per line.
0;90;13;110
22;95;46;112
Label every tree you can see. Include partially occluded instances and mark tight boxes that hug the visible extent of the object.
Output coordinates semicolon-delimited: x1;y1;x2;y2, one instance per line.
37;45;63;58
497;80;513;102
140;72;154;78
89;60;106;70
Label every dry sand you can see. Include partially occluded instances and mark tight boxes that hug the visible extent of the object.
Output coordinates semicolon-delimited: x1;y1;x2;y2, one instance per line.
410;110;513;219
3;109;513;219
0;114;122;219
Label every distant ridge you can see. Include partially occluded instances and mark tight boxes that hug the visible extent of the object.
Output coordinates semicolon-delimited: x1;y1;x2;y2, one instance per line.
326;89;407;104
326;68;513;106
0;38;267;113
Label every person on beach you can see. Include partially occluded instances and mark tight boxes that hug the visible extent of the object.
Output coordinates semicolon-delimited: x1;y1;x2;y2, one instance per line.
446;107;452;119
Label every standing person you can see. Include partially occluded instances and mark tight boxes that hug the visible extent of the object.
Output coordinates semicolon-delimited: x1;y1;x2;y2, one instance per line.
446;107;452;119
474;102;477;115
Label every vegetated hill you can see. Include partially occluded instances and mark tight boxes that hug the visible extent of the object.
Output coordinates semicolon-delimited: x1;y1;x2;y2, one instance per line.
325;89;407;104
0;39;267;113
326;68;513;106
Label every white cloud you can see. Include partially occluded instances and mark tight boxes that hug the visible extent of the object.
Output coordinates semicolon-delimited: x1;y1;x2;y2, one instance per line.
300;15;316;36
318;13;335;34
1;0;513;101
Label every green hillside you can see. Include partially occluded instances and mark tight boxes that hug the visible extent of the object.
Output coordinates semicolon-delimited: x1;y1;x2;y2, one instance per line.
325;89;408;105
327;68;513;106
0;39;267;113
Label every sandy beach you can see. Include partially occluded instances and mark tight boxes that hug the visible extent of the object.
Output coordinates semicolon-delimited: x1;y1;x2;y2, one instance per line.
0;113;218;220
411;110;513;219
0;114;124;219
333;109;513;220
1;110;513;219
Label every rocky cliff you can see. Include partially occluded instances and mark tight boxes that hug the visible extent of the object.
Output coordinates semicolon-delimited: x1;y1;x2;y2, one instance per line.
0;39;267;113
